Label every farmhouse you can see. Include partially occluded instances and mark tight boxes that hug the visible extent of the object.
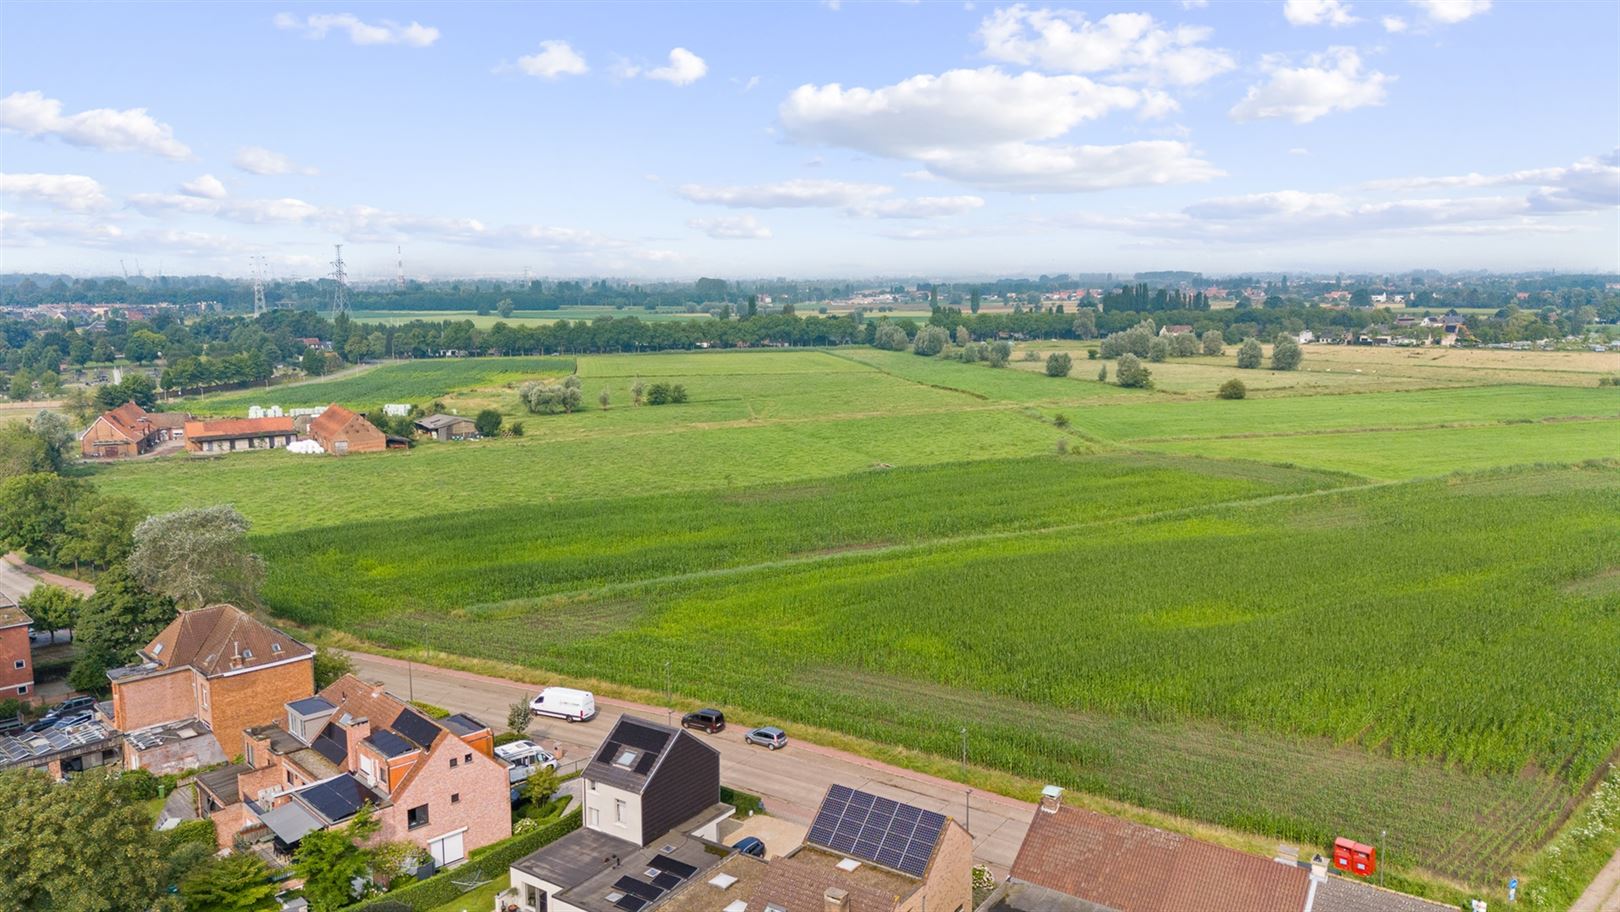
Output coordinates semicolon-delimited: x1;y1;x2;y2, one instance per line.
992;787;1452;912
210;674;508;863
108;604;315;769
307;403;388;455
0;600;34;699
1159;324;1194;337
413;413;478;441
79;401;188;458
183;416;296;453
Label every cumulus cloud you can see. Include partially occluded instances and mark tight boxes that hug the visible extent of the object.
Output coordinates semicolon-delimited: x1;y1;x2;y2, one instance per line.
0;90;190;159
1381;15;1408;31
688;215;773;239
273;12;439;47
1283;0;1359;27
678;179;986;219
518;40;588;79
1411;0;1491;25
128;192;321;224
975;6;1235;87
1229;48;1390;123
179;174;228;200
1;213;126;248
234;146;318;176
780;68;1219;192
0;173;110;211
1365;150;1620;210
646;48;708;86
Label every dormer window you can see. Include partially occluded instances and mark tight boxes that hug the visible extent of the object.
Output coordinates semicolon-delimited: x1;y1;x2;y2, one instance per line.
612;749;640;769
242;649;253;660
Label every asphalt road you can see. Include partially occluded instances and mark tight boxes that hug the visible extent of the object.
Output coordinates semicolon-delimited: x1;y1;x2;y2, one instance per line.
1574;848;1620;912
348;651;1035;871
0;555;43;604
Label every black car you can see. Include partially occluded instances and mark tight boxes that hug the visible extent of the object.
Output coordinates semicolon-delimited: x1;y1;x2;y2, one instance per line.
681;708;726;734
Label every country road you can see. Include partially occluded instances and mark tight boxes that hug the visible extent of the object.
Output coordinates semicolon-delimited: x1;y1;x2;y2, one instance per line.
0;553;95;604
1574;847;1620;912
348;650;1036;871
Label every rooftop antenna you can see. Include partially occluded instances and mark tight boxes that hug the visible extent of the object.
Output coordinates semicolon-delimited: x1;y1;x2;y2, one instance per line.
330;243;349;316
251;256;268;317
396;245;406;292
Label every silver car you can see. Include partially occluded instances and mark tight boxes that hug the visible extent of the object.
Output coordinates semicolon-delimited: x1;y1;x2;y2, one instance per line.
744;726;788;750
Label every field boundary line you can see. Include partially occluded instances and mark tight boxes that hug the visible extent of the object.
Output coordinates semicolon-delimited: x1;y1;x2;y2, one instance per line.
1122;413;1620;444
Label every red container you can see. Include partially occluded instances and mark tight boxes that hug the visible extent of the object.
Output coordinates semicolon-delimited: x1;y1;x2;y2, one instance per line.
1332;838;1376;876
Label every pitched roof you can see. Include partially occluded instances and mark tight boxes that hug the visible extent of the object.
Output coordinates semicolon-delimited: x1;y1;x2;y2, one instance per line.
139;604;314;677
0;604;31;630
183;416;295;440
413;413;473;430
586;717;697;794
308;403;364;439
1009;804;1307;912
1310;877;1456;912
96;402;150;441
317;673;456;796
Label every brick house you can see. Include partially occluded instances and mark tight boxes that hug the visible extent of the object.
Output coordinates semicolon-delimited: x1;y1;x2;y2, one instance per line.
0;601;34;700
207;674;509;864
79;401;189;458
307;403;387;455
988;787;1452;912
108;604;315;769
183;416;297;454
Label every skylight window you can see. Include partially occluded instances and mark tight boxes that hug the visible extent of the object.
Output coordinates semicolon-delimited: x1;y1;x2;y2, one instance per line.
836;858;862;872
724;902;748;912
709;873;739;890
613;748;640;769
152;643;163;655
607;892;625;903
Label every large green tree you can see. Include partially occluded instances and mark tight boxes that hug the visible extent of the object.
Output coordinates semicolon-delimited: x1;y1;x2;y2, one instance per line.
0;473;86;561
180;853;280;912
0;424;55;480
128;505;264;609
292;803;380;911
69;564;177;692
17;585;82;645
0;769;173;912
1236;338;1263;369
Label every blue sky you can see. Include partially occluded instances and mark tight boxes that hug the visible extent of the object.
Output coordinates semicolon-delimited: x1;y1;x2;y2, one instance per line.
1;0;1616;280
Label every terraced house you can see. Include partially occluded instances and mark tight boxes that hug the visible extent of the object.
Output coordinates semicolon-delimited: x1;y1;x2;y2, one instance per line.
198;674;509;865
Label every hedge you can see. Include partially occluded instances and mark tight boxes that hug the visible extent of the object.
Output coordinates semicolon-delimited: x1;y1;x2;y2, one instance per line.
345;809;581;912
720;786;764;817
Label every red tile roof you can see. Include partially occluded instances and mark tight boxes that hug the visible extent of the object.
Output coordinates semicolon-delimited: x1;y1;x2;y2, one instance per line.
140;604;314;677
307;403;360;440
183;416;295;440
1010;804;1307;912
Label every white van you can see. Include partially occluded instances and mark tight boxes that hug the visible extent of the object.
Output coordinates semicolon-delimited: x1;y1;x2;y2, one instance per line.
494;739;558;785
530;687;596;722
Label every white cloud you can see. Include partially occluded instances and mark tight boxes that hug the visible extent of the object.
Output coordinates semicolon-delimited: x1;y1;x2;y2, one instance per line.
1289;147;1311;155
1381;15;1409;32
0;90;190;159
128;192;322;224
1365;150;1620;210
1229;48;1390;123
741;75;761;92
677;179;986;218
976;6;1235;87
1180;0;1209;8
688;215;773;239
646;48;708;86
1;213;126;248
1283;0;1359;27
233;146;318;176
0;173;110;211
518;40;588;79
179;174;228;200
1411;0;1491;25
781;68;1219;192
274;12;440;47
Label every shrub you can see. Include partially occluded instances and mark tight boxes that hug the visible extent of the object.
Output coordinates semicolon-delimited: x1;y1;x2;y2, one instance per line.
1236;338;1263;369
873;323;909;351
508;421;525;437
720;786;765;817
1218;379;1247;400
1055;438;1069;455
1097;364;1107;382
954;326;971;346
1202;330;1225;356
986;341;1012;368
1087;348;1098;360
1053;414;1071;428
912;325;949;357
346;810;581;912
1022;350;1041;362
1147;338;1170;363
474;409;502;437
1045;353;1073;377
409;700;449;719
1115;354;1153;389
1271;338;1303;371
1171;333;1199;358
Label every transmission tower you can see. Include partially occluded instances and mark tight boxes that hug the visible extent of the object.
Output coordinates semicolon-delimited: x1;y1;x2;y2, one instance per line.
395;246;406;292
251;256;268;316
330;244;349;316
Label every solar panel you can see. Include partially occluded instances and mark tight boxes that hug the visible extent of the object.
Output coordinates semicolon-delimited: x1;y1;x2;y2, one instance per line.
596;742;619;764
312;726;348;765
647;855;698;879
652;872;683;891
633;750;659;775
613;876;665;901
391;709;442;749
807;786;947;878
366;729;416;758
616;720;671;753
302;775;367;822
614;897;647;912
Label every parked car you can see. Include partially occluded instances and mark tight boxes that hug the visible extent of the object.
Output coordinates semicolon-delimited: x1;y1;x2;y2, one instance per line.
682;708;726;734
744;726;788;750
23;717;57;734
530;687;596;722
53;712;93;728
495;739;558;785
733;836;766;858
52;696;96;716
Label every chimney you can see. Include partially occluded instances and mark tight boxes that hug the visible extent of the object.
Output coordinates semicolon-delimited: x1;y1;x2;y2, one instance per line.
824;888;850;912
229;642;244;670
1310;854;1328;881
1039;785;1065;814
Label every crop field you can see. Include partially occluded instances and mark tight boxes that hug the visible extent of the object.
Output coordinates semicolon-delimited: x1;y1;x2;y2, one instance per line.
352;307;713;327
89;345;1620;889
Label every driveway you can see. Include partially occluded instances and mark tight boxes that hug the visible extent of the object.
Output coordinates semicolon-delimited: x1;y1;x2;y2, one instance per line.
348;651;1035;872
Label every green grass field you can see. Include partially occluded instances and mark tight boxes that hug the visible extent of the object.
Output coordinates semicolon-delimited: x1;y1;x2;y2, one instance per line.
352;307;713;327
89;345;1620;890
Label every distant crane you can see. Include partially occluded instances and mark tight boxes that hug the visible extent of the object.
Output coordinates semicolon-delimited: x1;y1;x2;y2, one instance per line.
330;244;349;316
251;256;268;317
120;260;130;281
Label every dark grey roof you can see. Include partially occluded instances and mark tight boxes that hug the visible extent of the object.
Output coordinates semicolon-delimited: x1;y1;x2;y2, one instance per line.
414;414;472;429
288;697;336;715
1310;876;1456;912
244;723;308;755
556;830;728;912
587;717;686;795
364;729;418;758
514;827;640;890
298;773;382;825
981;882;1122;912
196;762;253;805
440;713;489;738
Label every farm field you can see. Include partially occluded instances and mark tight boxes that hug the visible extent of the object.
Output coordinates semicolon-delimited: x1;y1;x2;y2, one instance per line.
87;345;1620;890
351;307;713;327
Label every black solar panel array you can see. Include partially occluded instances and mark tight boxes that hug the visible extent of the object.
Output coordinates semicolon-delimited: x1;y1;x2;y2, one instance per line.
303;774;367;822
312;725;348;766
390;708;443;749
366;729;417;758
807;784;947;878
617;720;672;753
646;855;698;878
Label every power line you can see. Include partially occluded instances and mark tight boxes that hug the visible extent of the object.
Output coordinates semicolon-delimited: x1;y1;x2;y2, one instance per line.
330;244;349;316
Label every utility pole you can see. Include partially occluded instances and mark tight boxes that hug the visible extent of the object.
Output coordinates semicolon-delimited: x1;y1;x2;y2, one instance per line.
960;727;971;835
330;243;349;316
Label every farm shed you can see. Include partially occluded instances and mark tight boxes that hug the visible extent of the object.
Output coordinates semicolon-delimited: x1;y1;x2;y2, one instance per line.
306;403;387;455
413;413;478;441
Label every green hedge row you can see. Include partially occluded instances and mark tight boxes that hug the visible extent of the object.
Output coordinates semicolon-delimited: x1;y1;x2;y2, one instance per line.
720;786;764;817
345;809;581;912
